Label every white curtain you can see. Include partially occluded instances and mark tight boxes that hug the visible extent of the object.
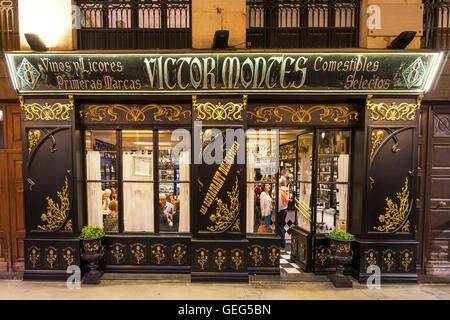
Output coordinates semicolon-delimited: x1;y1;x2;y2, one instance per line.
122;152;154;232
178;151;190;232
337;154;349;231
86;151;103;228
246;151;255;233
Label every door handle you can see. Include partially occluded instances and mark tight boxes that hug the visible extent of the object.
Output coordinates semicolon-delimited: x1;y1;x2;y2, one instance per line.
439;201;447;207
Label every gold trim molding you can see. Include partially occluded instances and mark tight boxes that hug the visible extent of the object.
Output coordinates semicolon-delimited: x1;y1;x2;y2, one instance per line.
370;129;384;160
28;129;41;156
366;95;423;121
19;96;74;121
193;95;246;121
80;103;191;122
247;104;358;123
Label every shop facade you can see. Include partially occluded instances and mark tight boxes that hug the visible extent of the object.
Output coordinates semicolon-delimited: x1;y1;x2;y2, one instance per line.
5;51;443;283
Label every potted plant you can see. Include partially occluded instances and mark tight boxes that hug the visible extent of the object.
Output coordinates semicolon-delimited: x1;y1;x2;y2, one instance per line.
80;226;104;284
326;230;354;288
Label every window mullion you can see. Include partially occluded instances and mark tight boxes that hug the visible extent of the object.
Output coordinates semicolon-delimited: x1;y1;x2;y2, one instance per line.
117;129;124;233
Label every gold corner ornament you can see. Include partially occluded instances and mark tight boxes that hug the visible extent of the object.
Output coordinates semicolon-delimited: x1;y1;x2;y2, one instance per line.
207;176;240;232
19;95;74;121
366;95;423;121
247;104;358;123
192;95;246;121
80;103;191;122
373;177;410;233
28;129;41;156
370;130;384;160
37;174;71;231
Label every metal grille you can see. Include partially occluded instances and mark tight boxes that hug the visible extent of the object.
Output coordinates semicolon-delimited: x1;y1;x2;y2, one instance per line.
423;0;450;49
77;0;191;50
246;0;359;48
0;0;19;52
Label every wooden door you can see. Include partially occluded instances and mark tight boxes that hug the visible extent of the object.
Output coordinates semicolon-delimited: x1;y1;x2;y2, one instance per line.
423;105;450;275
0;103;24;272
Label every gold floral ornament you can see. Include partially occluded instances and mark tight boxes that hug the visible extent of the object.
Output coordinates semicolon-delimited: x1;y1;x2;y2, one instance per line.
366;95;423;121
63;249;74;267
38;175;71;231
373;177;410;232
80;104;191;122
29;247;40;268
365;251;377;267
231;250;243;271
247;104;358;123
316;247;329;266
401;251;413;272
131;244;145;264
249;247;263;266
197;250;208;270
28;129;41;156
383;251;394;272
214;250;226;270
268;247;280;266
172;245;187;265
193;95;246;121
207;176;240;232
151;245;166;264
111;245;124;264
19;96;74;121
370;130;384;160
46;248;57;269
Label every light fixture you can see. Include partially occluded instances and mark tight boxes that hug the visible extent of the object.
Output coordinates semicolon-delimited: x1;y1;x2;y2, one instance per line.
24;33;48;51
213;30;229;49
387;31;417;49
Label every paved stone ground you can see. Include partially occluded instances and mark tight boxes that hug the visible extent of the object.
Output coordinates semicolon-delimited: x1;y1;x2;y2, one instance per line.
1;279;449;300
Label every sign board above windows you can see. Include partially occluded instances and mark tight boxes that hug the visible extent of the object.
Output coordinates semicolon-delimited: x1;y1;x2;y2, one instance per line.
5;52;443;95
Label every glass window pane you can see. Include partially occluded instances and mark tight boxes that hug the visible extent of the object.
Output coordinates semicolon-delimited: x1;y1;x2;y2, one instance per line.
122;130;154;232
158;130;190;233
123;182;154;232
296;132;313;232
85;130;117;181
246;129;279;234
159;182;189;232
316;183;348;233
87;181;119;233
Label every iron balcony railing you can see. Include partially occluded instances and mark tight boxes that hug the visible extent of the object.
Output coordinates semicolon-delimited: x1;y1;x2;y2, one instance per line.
0;0;19;52
246;0;360;49
77;0;192;50
423;0;450;49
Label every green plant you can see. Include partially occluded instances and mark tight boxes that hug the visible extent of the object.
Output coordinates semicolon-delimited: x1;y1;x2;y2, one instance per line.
327;229;354;241
81;226;104;239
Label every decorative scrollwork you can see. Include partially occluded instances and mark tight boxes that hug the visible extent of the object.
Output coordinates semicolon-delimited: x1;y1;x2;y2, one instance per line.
207;176;240;232
80;103;191;122
247;104;358;123
28;129;41;156
37;174;71;231
373;177;410;233
366;95;423;121
19;96;74;121
193;95;246;121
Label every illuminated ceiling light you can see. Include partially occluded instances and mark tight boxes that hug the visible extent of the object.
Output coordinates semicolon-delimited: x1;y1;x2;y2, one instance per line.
24;33;48;51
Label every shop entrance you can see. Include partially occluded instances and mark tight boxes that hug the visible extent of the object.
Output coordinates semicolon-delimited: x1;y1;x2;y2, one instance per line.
248;128;352;277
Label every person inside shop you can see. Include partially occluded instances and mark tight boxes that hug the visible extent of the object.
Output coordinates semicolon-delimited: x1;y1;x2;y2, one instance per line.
102;188;112;210
254;183;261;232
110;187;118;200
259;183;272;233
278;177;289;249
104;199;118;232
159;194;177;232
